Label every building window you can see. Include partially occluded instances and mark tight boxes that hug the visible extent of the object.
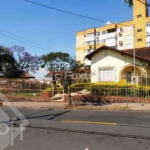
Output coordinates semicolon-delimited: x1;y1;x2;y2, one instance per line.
96;40;100;44
87;41;95;45
102;39;105;43
137;14;142;18
137;38;142;42
126;35;132;40
146;32;150;37
87;33;95;37
137;29;142;32
147;41;150;46
126;44;133;49
118;28;123;33
102;31;106;35
146;22;150;27
96;32;100;36
126;26;133;31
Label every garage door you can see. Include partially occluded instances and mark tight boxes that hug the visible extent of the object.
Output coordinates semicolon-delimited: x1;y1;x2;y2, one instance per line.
99;68;114;81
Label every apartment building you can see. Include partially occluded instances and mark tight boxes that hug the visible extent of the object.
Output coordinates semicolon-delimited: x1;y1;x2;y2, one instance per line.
76;0;150;65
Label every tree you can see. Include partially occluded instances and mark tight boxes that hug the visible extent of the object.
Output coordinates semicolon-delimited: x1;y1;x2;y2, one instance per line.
41;52;85;84
124;0;133;7
11;45;41;74
0;45;41;78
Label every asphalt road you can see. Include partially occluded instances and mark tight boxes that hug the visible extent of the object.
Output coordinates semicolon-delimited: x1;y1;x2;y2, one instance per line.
0;108;150;150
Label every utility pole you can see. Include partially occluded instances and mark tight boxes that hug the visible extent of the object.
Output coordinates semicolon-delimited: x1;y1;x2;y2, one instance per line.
133;24;136;99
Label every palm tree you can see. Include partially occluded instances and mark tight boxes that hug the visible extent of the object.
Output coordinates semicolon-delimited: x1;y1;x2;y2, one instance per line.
124;0;133;7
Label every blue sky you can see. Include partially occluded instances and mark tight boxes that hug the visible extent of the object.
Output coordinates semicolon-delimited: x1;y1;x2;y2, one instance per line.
0;0;133;79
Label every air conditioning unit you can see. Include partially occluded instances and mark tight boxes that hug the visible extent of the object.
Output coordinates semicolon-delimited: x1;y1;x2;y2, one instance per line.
131;76;138;84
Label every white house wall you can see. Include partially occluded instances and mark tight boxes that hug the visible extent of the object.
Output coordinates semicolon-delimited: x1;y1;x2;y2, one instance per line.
91;49;148;82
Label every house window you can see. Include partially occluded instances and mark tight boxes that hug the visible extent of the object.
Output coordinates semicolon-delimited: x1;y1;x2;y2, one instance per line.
102;31;106;35
137;38;142;42
137;14;142;18
99;68;114;81
137;29;142;32
146;22;150;27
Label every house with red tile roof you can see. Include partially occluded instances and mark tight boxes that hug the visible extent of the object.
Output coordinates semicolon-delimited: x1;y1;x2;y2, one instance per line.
85;46;150;83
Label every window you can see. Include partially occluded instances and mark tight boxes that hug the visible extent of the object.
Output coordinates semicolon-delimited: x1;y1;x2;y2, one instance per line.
118;28;123;33
126;35;132;40
84;35;86;37
137;38;142;42
87;41;95;45
137;29;142;32
126;26;133;31
99;68;114;81
102;39;105;43
96;32;100;36
147;41;150;46
126;44;133;49
146;22;150;27
87;33;95;37
137;14;142;18
96;40;100;44
146;32;150;37
102;31;106;35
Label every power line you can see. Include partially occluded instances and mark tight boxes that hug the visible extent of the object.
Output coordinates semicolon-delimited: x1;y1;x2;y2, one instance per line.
0;29;59;51
24;0;137;29
25;0;107;23
0;32;57;52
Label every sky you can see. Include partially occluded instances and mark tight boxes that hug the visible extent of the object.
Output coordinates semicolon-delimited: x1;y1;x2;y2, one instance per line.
0;0;133;79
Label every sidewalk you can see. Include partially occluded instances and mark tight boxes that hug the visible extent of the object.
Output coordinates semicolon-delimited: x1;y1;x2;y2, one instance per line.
2;101;150;111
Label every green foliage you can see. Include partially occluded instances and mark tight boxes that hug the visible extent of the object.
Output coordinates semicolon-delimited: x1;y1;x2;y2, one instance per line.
124;0;133;7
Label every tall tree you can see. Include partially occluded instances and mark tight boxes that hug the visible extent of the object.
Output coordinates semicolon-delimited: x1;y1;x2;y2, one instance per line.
11;45;41;74
41;52;85;84
0;45;41;78
124;0;133;7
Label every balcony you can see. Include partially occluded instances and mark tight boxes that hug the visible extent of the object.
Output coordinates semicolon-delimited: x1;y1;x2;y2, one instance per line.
106;32;116;38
